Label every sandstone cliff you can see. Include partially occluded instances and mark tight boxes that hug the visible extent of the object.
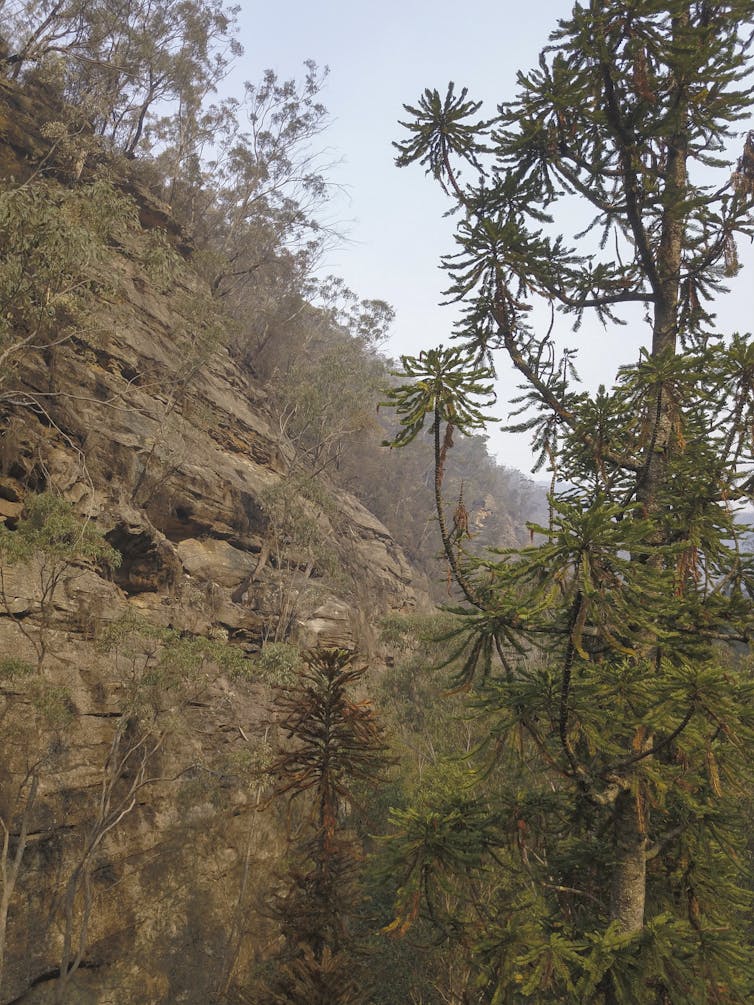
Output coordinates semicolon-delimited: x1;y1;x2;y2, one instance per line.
0;78;424;1004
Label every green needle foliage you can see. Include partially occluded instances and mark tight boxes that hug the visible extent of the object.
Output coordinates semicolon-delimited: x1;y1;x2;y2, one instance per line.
384;345;496;449
386;2;754;1002
384;346;497;606
265;648;388;1005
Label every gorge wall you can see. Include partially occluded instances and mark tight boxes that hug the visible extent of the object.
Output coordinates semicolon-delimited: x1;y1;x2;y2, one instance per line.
0;78;425;1005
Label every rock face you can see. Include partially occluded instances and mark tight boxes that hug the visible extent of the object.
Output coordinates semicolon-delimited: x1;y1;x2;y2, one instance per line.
0;79;426;1004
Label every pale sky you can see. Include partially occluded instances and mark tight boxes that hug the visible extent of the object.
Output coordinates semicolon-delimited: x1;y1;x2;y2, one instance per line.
227;2;753;474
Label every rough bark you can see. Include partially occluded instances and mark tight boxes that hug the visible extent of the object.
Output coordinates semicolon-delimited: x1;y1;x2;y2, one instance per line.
608;10;689;939
609;788;647;934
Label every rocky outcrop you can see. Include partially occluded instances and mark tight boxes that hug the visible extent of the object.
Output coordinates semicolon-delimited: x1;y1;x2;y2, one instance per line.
0;79;426;1004
3;216;420;648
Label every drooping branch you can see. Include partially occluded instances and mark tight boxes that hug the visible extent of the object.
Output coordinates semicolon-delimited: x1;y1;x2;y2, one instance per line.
599;62;662;296
558;588;584;776
609;703;696;773
492;289;641;473
433;407;481;609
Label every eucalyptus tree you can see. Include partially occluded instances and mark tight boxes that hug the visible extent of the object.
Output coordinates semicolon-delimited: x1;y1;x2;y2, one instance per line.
150;59;338;376
386;2;754;1001
2;0;240;155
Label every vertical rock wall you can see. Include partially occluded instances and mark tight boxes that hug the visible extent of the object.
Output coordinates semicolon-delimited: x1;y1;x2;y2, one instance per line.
0;78;425;1003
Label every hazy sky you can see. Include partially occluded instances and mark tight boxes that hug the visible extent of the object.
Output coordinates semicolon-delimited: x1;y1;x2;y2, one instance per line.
227;1;753;475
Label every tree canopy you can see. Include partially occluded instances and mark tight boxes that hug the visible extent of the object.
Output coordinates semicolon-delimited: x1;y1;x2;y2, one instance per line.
386;2;754;1002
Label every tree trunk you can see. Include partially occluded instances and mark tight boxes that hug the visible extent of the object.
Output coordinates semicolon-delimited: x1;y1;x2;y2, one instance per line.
615;10;689;945
609;787;646;934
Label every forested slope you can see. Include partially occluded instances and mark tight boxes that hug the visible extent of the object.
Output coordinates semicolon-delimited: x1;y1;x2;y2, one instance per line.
0;9;542;1002
9;1;750;1002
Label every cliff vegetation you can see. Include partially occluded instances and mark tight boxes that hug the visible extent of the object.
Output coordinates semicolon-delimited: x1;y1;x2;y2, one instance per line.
0;4;543;1002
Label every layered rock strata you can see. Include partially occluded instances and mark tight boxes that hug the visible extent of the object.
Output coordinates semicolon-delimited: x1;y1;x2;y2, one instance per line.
0;78;423;1004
